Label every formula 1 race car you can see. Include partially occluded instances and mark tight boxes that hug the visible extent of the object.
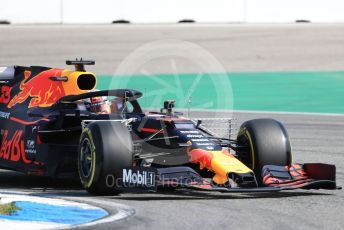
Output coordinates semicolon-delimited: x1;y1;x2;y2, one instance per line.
0;60;340;195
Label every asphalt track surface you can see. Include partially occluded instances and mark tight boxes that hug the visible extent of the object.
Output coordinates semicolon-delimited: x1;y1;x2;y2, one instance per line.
0;112;343;230
0;25;344;229
1;24;344;73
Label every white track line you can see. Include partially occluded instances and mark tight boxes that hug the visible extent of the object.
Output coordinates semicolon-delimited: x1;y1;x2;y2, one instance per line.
63;198;135;229
232;109;344;117
176;108;344;117
144;107;344;117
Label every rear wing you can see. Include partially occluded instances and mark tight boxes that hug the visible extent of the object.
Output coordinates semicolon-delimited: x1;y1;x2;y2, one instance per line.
0;66;15;83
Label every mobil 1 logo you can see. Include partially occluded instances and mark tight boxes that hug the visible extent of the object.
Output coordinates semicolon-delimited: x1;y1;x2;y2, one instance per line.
120;167;157;191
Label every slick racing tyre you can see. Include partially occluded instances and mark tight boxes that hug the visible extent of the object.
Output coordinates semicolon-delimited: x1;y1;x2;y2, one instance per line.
78;121;133;195
236;119;292;183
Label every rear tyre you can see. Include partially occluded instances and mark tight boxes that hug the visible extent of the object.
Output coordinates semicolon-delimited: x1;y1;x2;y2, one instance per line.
78;121;133;195
236;119;292;183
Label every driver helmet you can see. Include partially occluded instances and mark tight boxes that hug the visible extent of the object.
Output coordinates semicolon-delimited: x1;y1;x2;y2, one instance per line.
84;95;112;114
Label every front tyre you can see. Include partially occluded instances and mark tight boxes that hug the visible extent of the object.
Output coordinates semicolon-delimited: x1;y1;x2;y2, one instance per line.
78;121;133;195
236;119;292;183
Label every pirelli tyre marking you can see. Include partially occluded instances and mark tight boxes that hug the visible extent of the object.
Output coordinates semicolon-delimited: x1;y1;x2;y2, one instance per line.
79;128;97;189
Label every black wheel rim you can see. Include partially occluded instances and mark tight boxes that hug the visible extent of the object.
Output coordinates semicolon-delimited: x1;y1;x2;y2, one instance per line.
80;138;93;178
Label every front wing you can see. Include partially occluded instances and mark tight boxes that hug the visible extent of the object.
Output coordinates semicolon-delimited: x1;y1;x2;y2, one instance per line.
261;163;340;190
119;164;341;193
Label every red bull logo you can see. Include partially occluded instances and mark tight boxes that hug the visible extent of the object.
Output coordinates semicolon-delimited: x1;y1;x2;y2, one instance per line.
8;68;66;108
0;129;32;164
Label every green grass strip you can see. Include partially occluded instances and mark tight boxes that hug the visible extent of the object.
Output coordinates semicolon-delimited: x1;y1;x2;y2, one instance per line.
0;202;21;215
96;71;344;114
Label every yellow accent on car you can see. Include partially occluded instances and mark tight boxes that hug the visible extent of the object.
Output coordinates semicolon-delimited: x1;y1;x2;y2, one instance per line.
61;70;97;96
78;128;97;189
210;151;253;184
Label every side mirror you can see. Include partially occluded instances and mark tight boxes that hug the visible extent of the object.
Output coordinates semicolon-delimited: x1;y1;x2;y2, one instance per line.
196;120;202;128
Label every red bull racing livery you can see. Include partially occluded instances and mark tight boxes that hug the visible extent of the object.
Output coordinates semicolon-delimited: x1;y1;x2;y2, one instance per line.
0;60;340;195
